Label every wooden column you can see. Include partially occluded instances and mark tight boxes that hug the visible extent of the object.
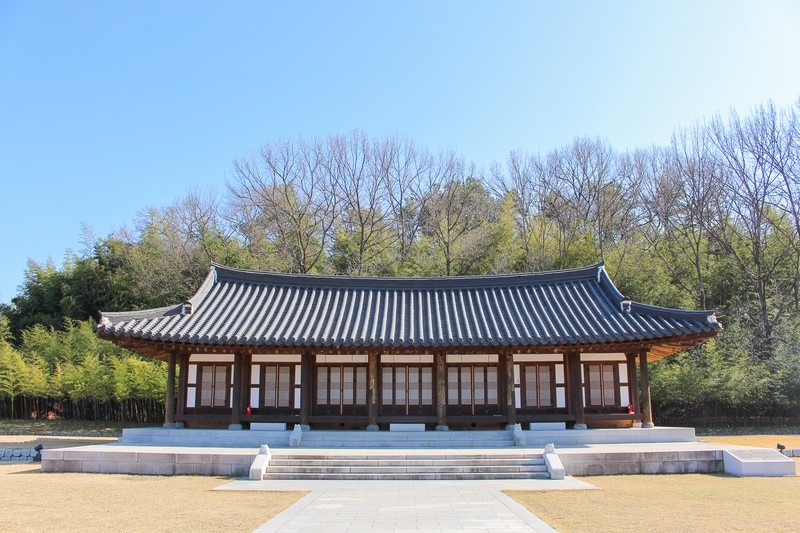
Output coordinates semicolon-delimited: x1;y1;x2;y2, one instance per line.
568;350;587;429
626;353;640;423
435;352;448;431
163;350;177;428
299;352;312;429
367;351;380;431
639;349;654;428
229;352;244;430
502;353;516;428
175;353;187;428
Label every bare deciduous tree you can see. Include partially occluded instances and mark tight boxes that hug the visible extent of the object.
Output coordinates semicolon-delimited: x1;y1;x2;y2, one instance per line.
709;109;793;349
228;138;338;273
544;138;635;266
326;132;394;275
490;151;557;270
419;156;496;276
638;131;719;309
376;136;433;268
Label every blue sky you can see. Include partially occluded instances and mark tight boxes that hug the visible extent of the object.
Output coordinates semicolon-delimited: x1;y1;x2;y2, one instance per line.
1;1;799;304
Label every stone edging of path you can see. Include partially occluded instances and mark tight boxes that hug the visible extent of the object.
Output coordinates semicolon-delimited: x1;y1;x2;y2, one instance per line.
1;448;40;463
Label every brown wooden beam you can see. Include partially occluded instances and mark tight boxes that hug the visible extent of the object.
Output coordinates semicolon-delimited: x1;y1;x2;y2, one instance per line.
163;350;177;428
626;352;640;423
367;351;379;431
240;351;252;423
567;350;586;429
639;349;654;428
97;331;719;364
299;351;312;429
229;352;244;430
435;351;448;431
176;353;187;425
502;352;516;428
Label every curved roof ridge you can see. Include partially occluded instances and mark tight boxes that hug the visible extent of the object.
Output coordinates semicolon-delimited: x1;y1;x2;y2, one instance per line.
630;301;718;321
100;304;183;323
210;261;604;289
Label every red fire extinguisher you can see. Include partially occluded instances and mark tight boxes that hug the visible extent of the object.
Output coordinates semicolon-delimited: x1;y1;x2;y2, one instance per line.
246;405;252;416
627;404;634;414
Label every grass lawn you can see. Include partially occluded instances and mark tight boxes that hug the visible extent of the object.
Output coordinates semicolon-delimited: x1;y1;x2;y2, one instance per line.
0;463;305;532
701;434;800;449
509;433;800;532
3;424;798;531
508;473;800;532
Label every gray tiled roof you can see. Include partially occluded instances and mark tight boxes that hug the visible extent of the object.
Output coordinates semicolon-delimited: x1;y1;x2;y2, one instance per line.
96;263;720;355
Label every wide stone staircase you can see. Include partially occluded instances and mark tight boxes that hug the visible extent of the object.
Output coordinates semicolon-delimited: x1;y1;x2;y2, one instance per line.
263;451;550;480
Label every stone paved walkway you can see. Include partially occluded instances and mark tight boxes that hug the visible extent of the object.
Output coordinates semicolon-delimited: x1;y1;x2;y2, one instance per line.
218;477;594;532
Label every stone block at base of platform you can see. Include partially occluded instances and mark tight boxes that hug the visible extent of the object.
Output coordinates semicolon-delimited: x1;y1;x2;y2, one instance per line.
530;422;567;431
41;446;255;477
250;422;287;431
723;449;797;476
390;423;425;432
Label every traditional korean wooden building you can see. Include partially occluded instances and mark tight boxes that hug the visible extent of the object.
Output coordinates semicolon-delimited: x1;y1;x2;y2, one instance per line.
96;263;721;431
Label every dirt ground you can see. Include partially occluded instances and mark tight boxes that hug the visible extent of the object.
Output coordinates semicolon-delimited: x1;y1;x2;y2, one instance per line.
0;462;305;532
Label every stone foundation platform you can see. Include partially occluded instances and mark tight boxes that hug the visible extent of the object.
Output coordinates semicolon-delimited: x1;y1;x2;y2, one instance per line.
41;445;255;476
115;426;698;448
39;427;795;478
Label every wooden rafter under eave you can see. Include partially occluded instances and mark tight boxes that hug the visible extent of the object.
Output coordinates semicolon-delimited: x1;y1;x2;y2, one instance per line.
97;331;718;363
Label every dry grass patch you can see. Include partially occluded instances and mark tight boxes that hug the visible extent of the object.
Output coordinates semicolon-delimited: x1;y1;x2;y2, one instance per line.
0;463;305;532
508;473;800;532
0;435;117;448
701;434;800;449
0;419;140;436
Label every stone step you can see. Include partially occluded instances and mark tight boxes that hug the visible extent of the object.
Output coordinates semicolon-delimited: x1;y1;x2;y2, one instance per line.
266;465;548;474
262;451;549;480
300;430;513;437
262;472;550;480
297;441;514;448
270;456;544;466
274;453;542;461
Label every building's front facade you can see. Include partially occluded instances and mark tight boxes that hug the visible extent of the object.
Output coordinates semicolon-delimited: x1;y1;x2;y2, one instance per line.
96;263;721;431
